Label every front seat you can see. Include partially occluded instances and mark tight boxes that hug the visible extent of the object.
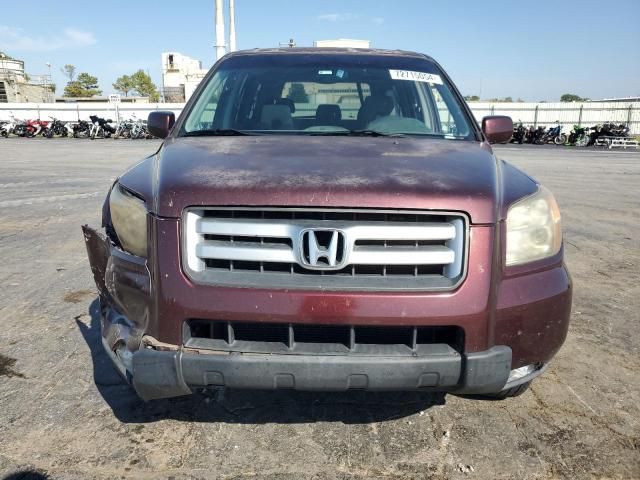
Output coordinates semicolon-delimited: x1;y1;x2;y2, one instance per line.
315;104;342;126
260;104;294;130
275;98;296;114
357;95;394;128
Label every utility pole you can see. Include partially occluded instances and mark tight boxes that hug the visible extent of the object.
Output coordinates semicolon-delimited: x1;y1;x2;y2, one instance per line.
45;62;52;102
214;0;226;61
229;0;237;52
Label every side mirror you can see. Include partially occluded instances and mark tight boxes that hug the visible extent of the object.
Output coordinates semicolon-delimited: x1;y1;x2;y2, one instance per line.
482;116;513;144
148;111;176;139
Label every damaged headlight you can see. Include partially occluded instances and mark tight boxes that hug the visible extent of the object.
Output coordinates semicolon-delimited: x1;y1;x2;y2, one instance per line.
109;184;148;257
506;186;562;266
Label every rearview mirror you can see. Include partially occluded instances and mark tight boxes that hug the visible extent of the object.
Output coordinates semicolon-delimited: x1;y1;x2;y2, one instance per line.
482;116;513;144
148;111;176;139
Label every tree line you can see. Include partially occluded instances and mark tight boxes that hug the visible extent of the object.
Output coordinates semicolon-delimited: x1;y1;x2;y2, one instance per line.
60;64;160;101
463;93;590;103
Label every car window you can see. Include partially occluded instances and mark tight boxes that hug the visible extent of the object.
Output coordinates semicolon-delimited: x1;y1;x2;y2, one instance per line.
431;85;465;137
181;59;473;139
183;70;229;132
281;82;371;120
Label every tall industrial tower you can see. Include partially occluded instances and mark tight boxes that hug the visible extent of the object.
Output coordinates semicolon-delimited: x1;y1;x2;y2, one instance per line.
215;0;237;61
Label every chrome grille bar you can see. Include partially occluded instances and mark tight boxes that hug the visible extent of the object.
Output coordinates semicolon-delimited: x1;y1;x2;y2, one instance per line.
196;241;296;263
349;245;454;265
196;218;456;241
182;208;468;291
197;219;296;238
194;220;456;266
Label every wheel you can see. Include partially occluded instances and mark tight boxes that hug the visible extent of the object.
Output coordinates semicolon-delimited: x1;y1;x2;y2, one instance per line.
482;381;531;399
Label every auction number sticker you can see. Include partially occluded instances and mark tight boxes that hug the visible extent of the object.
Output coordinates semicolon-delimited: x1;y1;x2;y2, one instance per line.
389;70;443;85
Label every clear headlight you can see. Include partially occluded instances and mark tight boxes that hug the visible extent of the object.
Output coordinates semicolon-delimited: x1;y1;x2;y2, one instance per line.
109;184;148;257
506;186;562;266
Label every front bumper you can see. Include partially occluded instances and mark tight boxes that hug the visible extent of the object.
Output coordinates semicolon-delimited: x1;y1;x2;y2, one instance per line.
83;222;570;401
128;341;512;400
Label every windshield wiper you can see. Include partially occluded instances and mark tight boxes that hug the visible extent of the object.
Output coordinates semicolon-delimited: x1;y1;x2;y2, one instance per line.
346;129;405;137
307;129;404;137
183;128;254;137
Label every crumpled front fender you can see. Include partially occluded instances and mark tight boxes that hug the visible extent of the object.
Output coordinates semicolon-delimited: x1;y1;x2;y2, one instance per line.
82;225;151;353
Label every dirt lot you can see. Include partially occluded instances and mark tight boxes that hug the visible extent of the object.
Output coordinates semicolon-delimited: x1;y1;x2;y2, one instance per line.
0;139;638;480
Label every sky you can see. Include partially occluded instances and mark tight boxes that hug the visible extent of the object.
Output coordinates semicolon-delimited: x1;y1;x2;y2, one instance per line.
1;0;639;102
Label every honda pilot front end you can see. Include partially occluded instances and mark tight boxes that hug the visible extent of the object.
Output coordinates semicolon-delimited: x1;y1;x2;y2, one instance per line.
83;48;571;401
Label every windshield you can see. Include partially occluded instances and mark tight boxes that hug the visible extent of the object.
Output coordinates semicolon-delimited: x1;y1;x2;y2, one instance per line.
180;53;474;139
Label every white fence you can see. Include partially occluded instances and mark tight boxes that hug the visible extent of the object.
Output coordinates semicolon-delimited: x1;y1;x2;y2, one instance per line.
0;102;184;123
468;101;640;135
1;100;639;135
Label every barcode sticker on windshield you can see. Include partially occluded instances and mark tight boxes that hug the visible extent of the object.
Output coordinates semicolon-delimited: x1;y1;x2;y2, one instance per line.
389;70;443;84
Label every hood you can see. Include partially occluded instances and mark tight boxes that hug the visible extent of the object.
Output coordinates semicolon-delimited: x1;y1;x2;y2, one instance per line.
127;136;501;224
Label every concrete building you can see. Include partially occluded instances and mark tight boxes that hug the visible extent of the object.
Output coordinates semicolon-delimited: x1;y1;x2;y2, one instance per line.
0;52;53;103
599;96;640;103
313;39;371;49
161;52;209;102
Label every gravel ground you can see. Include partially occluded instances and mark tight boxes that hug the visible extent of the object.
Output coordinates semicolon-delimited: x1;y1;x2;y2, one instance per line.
0;139;638;480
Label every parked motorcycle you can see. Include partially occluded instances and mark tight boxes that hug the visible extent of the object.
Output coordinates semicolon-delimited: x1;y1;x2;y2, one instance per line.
28;119;48;137
89;115;117;140
542;122;567;145
525;125;546;145
567;125;589;146
510;121;527;144
71;120;92;138
0;117;17;137
43;117;69;138
604;123;630;137
129;118;150;139
114;120;132;139
13;119;38;137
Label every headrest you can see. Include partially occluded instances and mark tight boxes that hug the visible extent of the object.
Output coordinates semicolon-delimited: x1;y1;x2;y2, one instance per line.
357;95;394;125
260;104;294;130
316;104;342;125
275;98;296;113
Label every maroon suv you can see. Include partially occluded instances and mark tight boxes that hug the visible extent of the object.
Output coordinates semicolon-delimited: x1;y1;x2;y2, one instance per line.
83;48;572;401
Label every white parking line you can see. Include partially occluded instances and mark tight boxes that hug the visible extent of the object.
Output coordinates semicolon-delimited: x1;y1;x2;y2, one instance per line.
0;179;94;188
0;192;99;208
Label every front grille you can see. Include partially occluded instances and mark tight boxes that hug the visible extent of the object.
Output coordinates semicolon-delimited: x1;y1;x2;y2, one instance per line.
184;319;464;356
182;208;467;291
